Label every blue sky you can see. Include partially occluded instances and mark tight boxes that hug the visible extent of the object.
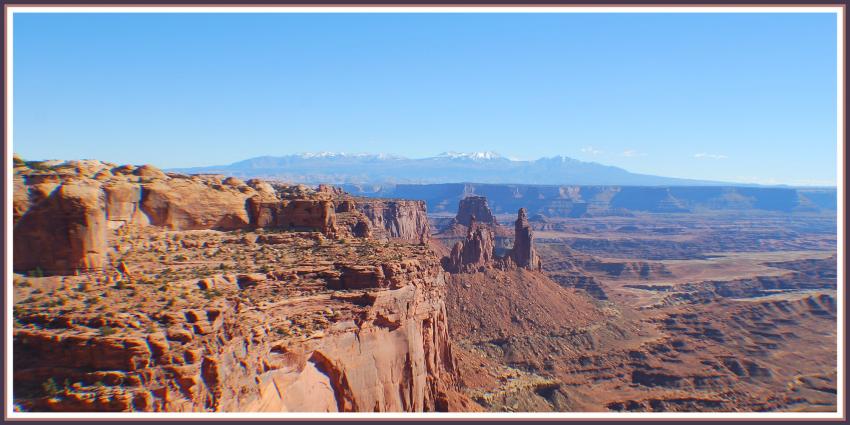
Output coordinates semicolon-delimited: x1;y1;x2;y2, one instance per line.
12;12;838;186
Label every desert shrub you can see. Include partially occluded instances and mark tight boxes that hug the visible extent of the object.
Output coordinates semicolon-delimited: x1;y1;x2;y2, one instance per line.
99;326;117;337
27;267;44;278
42;378;61;397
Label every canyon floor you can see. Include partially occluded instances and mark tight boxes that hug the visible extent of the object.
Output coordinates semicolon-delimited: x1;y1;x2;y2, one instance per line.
439;212;838;412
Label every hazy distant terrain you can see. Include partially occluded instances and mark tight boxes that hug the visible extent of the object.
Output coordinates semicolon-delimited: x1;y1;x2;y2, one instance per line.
343;183;837;217
170;152;733;186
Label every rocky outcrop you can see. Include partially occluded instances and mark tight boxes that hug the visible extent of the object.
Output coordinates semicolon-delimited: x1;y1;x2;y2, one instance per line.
440;203;543;274
247;198;338;237
443;219;496;273
140;180;252;231
13;160;428;274
511;208;542;272
103;182;149;229
353;199;430;244
13;180;108;274
452;196;496;227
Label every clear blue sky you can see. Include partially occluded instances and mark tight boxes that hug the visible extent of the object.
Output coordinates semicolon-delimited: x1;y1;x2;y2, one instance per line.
13;12;838;186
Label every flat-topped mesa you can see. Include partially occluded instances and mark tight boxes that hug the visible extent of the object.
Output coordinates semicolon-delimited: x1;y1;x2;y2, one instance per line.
452;196;497;227
511;208;542;272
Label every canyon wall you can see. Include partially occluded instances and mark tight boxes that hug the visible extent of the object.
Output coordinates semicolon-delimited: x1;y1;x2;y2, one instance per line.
352;199;431;244
344;183;837;217
14;257;457;412
13;158;459;413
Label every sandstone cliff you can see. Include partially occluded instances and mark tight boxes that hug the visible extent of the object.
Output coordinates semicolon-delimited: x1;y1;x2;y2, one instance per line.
13;161;429;275
12;158;462;412
352;199;431;244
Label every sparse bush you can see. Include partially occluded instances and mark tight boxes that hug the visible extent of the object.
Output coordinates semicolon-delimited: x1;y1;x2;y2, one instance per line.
28;267;44;278
99;326;117;337
42;378;61;397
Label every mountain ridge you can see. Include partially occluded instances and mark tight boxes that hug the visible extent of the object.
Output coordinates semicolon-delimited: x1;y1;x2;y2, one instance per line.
169;152;748;187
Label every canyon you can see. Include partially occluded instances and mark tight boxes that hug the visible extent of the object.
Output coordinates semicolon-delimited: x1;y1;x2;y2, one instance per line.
11;156;838;413
431;196;837;412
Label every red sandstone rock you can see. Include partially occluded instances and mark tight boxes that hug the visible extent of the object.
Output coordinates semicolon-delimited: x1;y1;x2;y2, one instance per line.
13;181;107;274
444;219;497;273
511;208;542;271
354;199;430;244
453;196;497;227
141;180;251;231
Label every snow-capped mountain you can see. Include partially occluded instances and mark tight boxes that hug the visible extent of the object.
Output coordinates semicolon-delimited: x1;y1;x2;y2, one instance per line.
435;151;506;161
170;152;727;186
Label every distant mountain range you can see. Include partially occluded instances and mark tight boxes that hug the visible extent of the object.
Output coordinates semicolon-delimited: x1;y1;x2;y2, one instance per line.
171;151;741;186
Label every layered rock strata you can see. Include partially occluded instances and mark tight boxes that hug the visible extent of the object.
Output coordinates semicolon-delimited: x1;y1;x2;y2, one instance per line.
13;236;458;412
12;158;459;412
13;160;429;275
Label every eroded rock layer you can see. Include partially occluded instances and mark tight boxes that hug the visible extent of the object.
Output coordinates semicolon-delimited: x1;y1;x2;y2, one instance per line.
13;161;430;275
12;159;460;412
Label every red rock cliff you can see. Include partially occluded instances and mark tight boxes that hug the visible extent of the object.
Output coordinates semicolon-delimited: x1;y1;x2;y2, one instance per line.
352;199;431;244
12;158;463;413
